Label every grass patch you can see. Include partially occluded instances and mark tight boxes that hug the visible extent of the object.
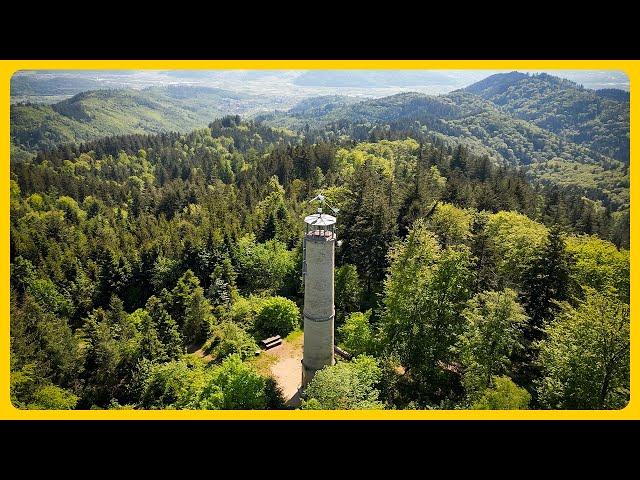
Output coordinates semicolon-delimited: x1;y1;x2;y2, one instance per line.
285;328;303;343
247;350;279;377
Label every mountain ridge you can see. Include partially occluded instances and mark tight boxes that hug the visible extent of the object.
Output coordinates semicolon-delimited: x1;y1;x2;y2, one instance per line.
10;86;277;153
259;81;628;209
462;72;630;162
11;72;630;211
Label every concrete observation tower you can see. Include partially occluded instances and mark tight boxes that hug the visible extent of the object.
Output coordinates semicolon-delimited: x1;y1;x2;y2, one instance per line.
301;194;338;387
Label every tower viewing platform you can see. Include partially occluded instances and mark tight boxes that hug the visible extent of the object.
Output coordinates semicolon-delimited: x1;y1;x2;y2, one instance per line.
303;212;337;240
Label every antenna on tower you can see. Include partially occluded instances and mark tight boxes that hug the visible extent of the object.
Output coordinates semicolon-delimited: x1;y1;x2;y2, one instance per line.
310;192;339;216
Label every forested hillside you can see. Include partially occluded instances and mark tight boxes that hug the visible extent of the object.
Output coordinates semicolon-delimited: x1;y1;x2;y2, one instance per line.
13;72;629;217
259;76;629;213
465;72;630;162
11;74;105;102
10;116;629;410
10;86;275;155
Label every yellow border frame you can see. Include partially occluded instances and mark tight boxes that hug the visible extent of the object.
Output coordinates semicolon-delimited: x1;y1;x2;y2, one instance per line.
1;59;636;419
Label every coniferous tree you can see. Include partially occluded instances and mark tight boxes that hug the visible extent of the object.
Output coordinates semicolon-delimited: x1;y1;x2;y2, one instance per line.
520;227;572;338
340;161;397;297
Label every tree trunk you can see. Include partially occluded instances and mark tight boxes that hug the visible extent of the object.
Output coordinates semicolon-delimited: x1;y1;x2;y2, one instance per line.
599;368;612;408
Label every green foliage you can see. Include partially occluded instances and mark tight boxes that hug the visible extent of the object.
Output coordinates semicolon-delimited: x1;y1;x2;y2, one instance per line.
338;310;376;357
398;162;446;236
253;296;300;338
9;96;628;411
520;227;571;334
339;158;398;294
145;296;184;360
166;270;213;345
139;354;282;410
426;203;473;247
10;256;36;295
79;297;142;406
457;289;528;400
56;196;85;224
139;357;205;409
565;235;629;303
11;295;83;388
484;211;549;288
334;139;419;180
471;376;531;410
229;295;265;330
27;384;79;410
537;289;629;409
131;308;164;362
208;259;238;309
527;160;629;210
197;354;274;409
235;236;296;294
380;219;473;404
334;264;362;321
302;355;384;410
151;256;182;294
254;176;297;246
205;321;259;361
27;278;74;318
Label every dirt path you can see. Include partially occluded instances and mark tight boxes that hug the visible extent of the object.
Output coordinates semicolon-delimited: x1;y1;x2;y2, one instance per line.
193;330;304;407
265;331;304;407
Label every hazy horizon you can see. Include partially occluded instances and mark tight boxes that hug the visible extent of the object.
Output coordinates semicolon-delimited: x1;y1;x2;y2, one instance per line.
12;69;630;105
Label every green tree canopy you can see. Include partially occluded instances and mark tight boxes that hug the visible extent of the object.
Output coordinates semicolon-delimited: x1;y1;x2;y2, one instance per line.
484;211;549;288
426;203;473;247
471;376;531;410
520;227;572;336
253;296;300;338
302;355;384;410
235;236;296;295
205;321;259;361
334;263;362;322
537;289;630;409
338;310;377;357
380;219;473;404
565;235;629;303
457;289;528;400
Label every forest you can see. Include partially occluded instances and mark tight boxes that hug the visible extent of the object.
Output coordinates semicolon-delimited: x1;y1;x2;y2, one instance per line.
260;73;630;215
9;110;630;410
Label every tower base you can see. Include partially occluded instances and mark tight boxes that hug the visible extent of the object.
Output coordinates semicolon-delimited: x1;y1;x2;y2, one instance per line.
301;357;336;388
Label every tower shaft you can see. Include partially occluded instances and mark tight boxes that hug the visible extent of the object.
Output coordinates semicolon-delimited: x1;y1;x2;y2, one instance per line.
301;231;335;387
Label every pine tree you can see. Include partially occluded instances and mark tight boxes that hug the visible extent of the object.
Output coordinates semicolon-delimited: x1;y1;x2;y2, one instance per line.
340;161;397;296
258;211;277;242
450;144;466;172
145;295;183;359
520;226;572;338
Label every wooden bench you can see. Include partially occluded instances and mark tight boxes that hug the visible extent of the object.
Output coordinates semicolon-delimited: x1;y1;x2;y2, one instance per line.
334;345;352;360
261;335;282;350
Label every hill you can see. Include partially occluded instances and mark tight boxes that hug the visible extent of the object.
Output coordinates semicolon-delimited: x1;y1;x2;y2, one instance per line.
287;95;364;116
11;74;105;100
10;86;275;154
11;72;630;211
259;86;629;210
464;72;630;162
